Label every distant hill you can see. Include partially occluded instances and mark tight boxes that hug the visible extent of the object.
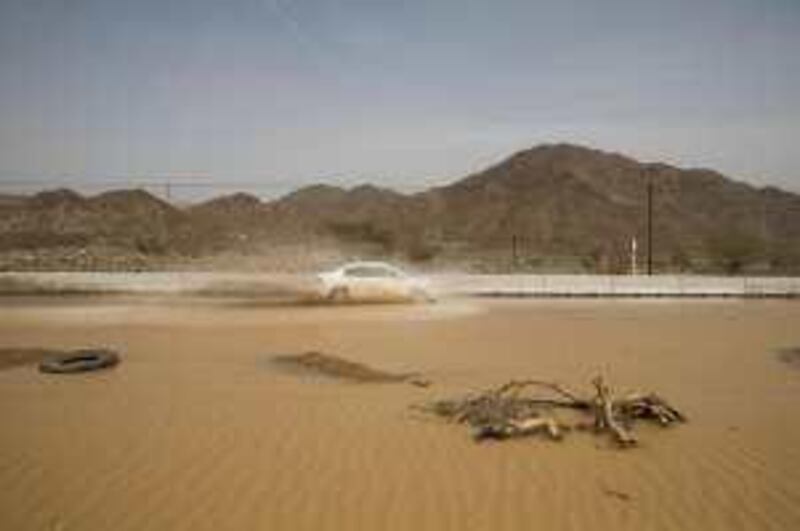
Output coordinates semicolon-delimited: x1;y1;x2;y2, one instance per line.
411;144;800;272
1;143;798;273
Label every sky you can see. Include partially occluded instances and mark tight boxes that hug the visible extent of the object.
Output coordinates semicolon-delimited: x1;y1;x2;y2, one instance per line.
0;0;798;200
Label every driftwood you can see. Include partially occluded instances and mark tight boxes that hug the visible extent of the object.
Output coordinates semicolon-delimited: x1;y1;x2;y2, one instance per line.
418;375;685;448
592;376;637;446
617;392;687;425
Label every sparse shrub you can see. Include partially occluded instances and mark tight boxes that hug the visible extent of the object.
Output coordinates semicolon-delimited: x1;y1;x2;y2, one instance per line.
706;230;763;275
326;221;396;252
406;240;442;262
670;247;693;273
134;236;168;255
767;243;800;275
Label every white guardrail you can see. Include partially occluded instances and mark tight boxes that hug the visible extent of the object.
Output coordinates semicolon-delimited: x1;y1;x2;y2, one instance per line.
433;274;800;297
0;272;799;298
0;272;307;296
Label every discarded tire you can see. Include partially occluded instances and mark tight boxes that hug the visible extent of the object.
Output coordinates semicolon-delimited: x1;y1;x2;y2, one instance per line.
38;349;120;374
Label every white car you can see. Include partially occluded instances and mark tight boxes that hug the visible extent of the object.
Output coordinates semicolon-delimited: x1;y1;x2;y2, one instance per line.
317;261;434;303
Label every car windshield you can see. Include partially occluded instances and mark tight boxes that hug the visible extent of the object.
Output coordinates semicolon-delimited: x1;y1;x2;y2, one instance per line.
345;266;400;278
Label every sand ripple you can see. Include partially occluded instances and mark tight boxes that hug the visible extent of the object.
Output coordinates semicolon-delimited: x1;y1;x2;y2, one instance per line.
1;299;800;530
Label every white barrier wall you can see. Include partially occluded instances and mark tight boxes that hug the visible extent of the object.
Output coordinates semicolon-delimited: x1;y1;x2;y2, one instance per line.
1;272;799;298
433;274;800;297
0;272;308;296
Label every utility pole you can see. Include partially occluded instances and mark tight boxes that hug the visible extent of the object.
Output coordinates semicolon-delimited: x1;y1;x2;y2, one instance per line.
646;173;653;276
511;234;519;268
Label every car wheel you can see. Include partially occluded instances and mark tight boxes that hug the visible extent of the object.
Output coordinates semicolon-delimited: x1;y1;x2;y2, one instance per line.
411;288;435;303
328;286;350;303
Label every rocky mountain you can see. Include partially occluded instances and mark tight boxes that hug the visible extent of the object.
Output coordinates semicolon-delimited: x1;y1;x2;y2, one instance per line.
1;143;798;273
413;144;800;271
181;193;269;254
0;188;183;253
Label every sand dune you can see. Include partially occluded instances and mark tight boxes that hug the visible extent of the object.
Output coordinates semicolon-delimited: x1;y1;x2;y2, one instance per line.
1;298;799;530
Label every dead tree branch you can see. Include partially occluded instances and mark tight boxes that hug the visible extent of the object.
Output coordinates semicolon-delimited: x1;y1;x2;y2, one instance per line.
418;375;685;448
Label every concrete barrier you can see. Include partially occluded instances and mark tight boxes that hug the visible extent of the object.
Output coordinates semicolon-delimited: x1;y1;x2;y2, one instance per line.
432;274;800;298
0;272;309;297
1;272;799;298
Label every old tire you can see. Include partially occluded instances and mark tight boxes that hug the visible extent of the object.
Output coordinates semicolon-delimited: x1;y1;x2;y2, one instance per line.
39;349;120;374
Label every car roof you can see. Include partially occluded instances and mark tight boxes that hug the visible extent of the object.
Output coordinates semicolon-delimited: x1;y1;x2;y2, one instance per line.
339;261;402;271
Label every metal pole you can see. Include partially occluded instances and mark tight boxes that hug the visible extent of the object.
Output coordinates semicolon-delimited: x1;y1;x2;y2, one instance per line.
511;234;518;268
647;175;653;276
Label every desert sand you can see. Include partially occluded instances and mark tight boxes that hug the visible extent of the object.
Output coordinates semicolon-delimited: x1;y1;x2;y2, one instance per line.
1;296;799;530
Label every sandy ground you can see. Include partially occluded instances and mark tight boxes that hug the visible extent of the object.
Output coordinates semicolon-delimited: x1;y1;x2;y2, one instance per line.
1;296;799;531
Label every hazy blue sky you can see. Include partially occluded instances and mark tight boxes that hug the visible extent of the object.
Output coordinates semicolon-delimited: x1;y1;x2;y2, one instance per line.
1;0;798;199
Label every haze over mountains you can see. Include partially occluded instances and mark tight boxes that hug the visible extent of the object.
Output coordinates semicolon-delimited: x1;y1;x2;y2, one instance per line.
1;144;798;273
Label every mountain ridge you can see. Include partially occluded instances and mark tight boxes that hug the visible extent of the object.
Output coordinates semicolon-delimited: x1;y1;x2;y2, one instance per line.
1;143;798;273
